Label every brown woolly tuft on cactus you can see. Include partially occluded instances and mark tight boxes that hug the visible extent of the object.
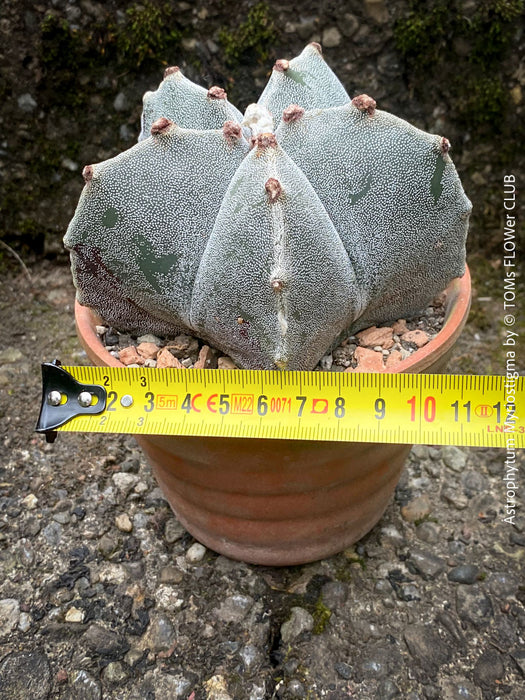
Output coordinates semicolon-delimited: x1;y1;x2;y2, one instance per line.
64;44;471;370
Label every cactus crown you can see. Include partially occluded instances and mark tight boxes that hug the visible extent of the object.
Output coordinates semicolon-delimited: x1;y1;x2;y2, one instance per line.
64;44;471;370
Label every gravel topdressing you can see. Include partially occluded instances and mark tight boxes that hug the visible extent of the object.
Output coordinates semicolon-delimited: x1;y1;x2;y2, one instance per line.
96;292;447;373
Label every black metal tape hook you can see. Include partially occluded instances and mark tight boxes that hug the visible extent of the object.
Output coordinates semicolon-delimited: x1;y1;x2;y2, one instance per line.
36;361;107;442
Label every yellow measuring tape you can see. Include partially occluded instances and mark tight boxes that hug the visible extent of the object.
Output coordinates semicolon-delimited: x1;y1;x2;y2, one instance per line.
38;364;524;448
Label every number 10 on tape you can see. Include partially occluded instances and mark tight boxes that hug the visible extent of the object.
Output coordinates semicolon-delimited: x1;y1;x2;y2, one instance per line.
43;366;524;448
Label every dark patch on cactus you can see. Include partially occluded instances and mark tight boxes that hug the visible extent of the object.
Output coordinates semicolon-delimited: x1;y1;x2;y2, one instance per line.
430;154;447;204
70;244;184;336
346;174;372;206
133;236;181;294
65;44;471;371
101;208;119;228
285;70;308;87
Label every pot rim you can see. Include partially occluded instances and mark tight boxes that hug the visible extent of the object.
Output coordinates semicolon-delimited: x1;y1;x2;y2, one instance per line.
74;265;471;374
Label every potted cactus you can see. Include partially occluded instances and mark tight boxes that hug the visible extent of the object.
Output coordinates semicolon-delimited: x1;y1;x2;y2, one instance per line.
65;44;471;565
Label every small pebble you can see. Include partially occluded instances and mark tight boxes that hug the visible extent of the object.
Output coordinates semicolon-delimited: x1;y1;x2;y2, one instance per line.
442;445;467;472
319;353;333;370
447;564;480;584
138;333;163;345
411;445;430;459
409;548;446;580
340;13;360;38
401;494;432;522
105;329;120;345
68;671;101;699
0;599;20;636
392;319;408;335
194;345;217;369
17;93;37;112
156;347;184;369
118;346;144;366
281;607;314;643
165;519;185;544
353;346;385;372
115;513;133;532
121;457;140;473
65;606;85;623
136;342;159;360
98;534;118;558
186;542;206;563
356;325;394;349
204;675;233;700
21;494;38;510
215;595;254;624
334;661;352;680
160;566;184;584
456;586;494;628
18;612;31;633
52;512;70;525
218;356;238;369
415;520;441;544
441;487;469;510
112;473;139;498
385;350;403;367
164;334;199;358
287;679;306;697
364;0;390;23
402;330;430;348
113;92;128;112
141;612;177;652
102;661;127;683
134;481;148;495
0;347;24;364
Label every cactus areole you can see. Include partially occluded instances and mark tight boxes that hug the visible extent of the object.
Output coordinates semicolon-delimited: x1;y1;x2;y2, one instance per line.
65;44;471;371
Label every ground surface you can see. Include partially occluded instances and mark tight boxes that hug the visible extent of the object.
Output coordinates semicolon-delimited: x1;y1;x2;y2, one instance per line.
0;258;524;700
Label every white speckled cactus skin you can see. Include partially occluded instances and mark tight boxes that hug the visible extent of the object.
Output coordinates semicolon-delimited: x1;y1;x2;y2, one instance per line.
64;43;471;370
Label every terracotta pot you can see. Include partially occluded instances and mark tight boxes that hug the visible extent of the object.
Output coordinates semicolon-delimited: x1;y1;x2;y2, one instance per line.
75;267;471;566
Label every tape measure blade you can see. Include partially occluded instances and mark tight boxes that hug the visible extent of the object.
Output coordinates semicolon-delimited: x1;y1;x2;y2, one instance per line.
55;367;523;448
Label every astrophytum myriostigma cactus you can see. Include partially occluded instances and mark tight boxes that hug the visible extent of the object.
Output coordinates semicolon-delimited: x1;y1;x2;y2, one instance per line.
64;43;471;370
